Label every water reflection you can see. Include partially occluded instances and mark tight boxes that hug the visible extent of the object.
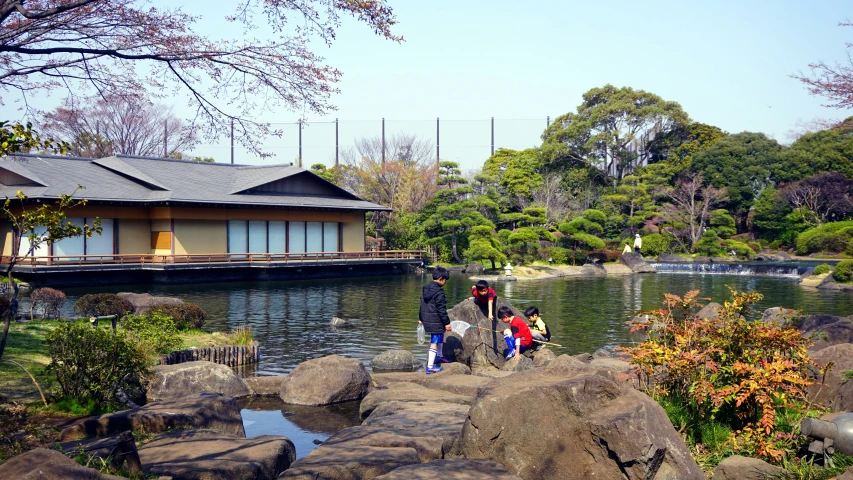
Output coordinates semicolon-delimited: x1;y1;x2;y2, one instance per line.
58;273;853;374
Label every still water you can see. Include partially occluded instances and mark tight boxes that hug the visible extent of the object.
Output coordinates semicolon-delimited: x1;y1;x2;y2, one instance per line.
59;272;853;375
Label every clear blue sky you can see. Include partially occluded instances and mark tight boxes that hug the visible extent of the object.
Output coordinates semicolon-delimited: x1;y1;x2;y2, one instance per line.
2;0;851;171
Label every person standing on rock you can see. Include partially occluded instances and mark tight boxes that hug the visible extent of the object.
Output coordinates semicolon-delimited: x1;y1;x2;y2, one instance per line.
470;279;497;320
498;306;533;360
633;234;643;253
419;266;452;374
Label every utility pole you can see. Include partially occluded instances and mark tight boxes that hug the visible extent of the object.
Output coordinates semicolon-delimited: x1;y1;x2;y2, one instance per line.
335;118;339;166
163;120;167;157
381;118;386;167
230;118;234;164
436;117;440;169
490;117;494;156
298;119;303;168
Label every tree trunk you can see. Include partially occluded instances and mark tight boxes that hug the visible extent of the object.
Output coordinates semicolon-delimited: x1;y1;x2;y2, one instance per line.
0;268;17;361
490;258;496;269
451;228;463;264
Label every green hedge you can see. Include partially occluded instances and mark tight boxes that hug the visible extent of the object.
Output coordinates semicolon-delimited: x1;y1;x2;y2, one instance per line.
834;260;853;283
813;264;832;275
795;221;853;255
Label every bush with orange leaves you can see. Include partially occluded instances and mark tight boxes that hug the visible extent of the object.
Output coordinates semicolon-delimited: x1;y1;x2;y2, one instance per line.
621;288;820;462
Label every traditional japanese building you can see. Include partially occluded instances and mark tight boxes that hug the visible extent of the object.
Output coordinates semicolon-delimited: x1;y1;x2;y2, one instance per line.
0;154;419;285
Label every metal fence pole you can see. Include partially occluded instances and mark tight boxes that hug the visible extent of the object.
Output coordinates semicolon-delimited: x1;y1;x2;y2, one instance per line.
547;116;550;128
163;120;167;157
335;118;339;166
381;117;385;166
298;119;303;168
230;118;234;164
436;117;440;168
490;117;494;156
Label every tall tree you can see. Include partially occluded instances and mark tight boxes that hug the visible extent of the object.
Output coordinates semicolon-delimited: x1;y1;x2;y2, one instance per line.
478;148;543;203
42;95;195;158
659;173;728;253
0;0;399;154
541;85;689;181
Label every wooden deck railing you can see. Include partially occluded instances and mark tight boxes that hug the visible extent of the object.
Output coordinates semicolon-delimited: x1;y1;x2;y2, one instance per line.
2;250;425;269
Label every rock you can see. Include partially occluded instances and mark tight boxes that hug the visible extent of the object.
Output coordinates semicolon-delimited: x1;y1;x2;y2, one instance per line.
280;355;372;406
657;253;691;263
372;369;491;397
532;347;556;366
694;256;710;263
371;350;418;371
696;302;724;320
834;379;853;413
711;256;732;262
465;263;485;274
800;314;848;332
147;361;249;402
806;318;853;351
244;376;284;396
442;332;464;363
447;266;467;273
573;352;594;363
362;400;470;453
374;459;524;480
322;426;443;463
458;369;704;480
593;347;613;358
777;252;792;260
580;262;607;276
839;466;853;480
500;354;534;372
809;344;853;410
60;394;245;441
760;307;801;327
280;445;420;480
117;292;183;314
619;252;657;273
712;455;789;480
330;316;353;327
450;297;523;369
138;429;294;480
818;274;841;290
0;447;125;480
359;382;472;420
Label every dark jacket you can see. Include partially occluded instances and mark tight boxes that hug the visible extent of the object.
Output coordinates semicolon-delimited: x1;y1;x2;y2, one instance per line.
419;281;450;334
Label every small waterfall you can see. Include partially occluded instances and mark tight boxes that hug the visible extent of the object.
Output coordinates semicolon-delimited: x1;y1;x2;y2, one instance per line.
648;262;807;277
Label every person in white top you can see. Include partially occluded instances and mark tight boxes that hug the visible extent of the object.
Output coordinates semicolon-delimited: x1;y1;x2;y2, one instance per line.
633;234;642;253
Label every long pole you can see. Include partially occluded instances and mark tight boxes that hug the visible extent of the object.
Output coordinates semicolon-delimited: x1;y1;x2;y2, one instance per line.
298;119;303;168
436;117;440;168
335;118;339;166
490;117;494;156
547;116;550;128
230;118;234;164
163;120;167;158
381;117;385;167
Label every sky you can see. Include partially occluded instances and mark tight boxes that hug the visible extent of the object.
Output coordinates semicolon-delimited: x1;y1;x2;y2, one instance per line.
1;0;851;171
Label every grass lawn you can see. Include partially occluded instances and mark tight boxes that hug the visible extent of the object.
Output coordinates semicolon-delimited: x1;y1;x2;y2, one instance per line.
0;320;253;404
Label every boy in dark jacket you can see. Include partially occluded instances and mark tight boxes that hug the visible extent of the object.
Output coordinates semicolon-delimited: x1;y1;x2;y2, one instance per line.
419;266;452;374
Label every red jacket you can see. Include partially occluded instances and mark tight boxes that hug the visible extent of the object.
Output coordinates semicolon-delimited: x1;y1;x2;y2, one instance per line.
508;316;533;348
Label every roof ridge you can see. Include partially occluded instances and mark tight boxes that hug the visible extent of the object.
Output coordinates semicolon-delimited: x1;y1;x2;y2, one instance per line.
7;153;93;161
115;154;252;167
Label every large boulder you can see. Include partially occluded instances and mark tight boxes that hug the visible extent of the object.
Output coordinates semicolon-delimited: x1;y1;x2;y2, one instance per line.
580;262;607;276
803;318;853;351
834;379;853;413
696;302;724;320
458;368;704;480
371;350;418;371
0;448;125;480
799;314;848;332
359;381;472;420
117;292;183;314
657;253;691;263
500;354;534;372
375;459;524;480
363;400;470;453
532;347;556;367
280;445;420;480
619;252;657;273
322;426;444;463
60;393;245;441
280;355;372;406
760;307;801;327
138;429;294;480
147;361;249;402
450;297;523;369
809;344;853;410
244;376;284;396
465;263;485;274
712;455;788;480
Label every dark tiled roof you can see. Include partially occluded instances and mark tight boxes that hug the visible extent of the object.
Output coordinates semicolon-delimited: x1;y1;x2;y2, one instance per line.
0;154;390;212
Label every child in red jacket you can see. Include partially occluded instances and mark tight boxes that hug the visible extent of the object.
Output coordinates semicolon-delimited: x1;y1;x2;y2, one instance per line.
498;305;533;360
471;280;497;320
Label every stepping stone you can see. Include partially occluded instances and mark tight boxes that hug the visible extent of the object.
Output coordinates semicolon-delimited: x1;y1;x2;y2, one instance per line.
322;425;443;462
60;393;245;441
375;459;524;479
244;376;284;396
360;382;472;420
373;368;492;397
361;400;469;452
280;445;420;480
138;429;294;480
0;447;125;480
148;361;249;402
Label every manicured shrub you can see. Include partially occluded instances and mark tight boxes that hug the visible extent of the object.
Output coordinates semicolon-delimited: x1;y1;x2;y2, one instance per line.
813;264;832;275
46;322;149;410
581;208;607;226
640;233;674;257
151;303;208;330
724;240;754;259
122;311;182;354
29;287;66;319
549;247;569;265
694;229;724;256
795;221;853;255
559;217;603;236
710;209;736;238
833;260;853;283
622;289;816;461
73;293;133;318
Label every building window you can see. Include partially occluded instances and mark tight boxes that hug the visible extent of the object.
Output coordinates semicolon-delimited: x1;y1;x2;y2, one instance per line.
306;222;322;253
289;221;306;253
323;222;338;253
269;221;286;254
248;220;267;254
87;219;114;256
228;220;248;258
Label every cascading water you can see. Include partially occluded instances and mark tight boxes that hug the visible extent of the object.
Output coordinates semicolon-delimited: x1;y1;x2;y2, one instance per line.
648;262;809;277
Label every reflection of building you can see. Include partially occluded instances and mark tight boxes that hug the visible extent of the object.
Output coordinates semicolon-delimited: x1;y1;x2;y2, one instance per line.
0;154;420;284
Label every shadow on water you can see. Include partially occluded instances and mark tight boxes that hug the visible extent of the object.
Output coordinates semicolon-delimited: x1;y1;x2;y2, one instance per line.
238;396;360;459
55;271;853;373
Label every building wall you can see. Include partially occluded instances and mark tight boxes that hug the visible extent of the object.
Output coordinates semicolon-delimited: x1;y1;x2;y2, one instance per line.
118;219;150;255
174;220;227;255
342;212;365;252
150;219;172;256
0;222;12;257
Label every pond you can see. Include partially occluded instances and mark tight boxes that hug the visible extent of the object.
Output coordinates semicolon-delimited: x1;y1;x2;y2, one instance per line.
59;271;853;375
